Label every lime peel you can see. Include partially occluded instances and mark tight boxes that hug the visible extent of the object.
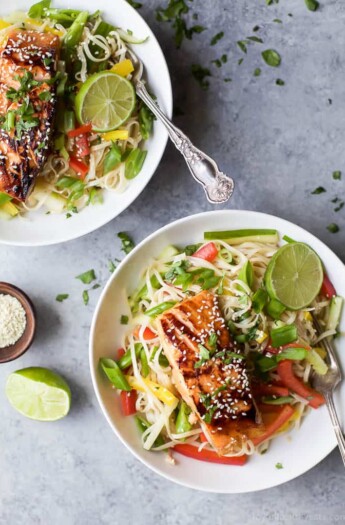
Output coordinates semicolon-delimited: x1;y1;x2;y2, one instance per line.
264;242;324;310
75;71;136;132
6;367;71;421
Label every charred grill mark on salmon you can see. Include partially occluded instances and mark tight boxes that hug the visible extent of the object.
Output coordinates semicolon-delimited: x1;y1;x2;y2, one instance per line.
0;30;60;201
157;290;264;455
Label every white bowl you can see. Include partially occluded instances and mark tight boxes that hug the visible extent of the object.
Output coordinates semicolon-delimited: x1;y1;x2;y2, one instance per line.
90;210;344;493
0;0;172;246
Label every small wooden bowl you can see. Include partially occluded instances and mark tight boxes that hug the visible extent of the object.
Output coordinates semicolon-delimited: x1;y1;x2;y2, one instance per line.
0;283;36;364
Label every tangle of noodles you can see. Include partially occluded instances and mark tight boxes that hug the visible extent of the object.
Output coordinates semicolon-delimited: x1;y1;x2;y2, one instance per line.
102;237;338;463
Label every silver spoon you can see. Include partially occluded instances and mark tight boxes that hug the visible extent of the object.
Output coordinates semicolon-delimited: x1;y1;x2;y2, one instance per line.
311;314;345;465
126;48;235;204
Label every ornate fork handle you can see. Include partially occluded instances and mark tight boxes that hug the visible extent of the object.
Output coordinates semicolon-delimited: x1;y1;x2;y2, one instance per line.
325;393;345;466
135;80;234;204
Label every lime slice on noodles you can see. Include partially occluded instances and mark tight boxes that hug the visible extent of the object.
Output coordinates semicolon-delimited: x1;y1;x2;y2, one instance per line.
264;243;323;310
75;71;136;132
5;367;71;421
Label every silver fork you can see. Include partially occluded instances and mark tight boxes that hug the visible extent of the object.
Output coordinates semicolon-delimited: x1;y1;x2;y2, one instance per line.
126;48;235;204
311;314;345;465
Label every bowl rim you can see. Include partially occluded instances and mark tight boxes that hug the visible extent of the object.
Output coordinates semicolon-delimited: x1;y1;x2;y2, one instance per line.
0;0;173;247
89;209;341;492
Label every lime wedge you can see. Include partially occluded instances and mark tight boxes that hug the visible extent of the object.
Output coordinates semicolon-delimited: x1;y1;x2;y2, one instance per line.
264;242;323;310
5;367;71;421
75;71;136;132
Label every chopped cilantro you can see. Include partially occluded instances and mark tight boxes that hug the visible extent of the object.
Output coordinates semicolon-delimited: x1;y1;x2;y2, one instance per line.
120;315;129;325
254;68;262;77
118;232;135;254
56;294;69;302
76;269;96;284
126;0;142;7
210;31;224;45
311;186;326;194
191;64;212;90
327;223;339;233
276;79;285;86
237;40;248;53
305;0;319;11
275;462;284;469
262;49;281;67
333;171;341;180
83;290;89;305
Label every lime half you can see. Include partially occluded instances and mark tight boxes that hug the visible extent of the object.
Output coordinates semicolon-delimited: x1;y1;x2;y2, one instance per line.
75;71;136;132
264;242;323;310
6;367;71;421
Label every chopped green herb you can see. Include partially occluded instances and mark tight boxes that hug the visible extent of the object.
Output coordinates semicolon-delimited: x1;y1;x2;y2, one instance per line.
327;223;339;233
305;0;319;11
224;77;232;82
208;332;218;351
262;49;281;67
253;25;260;32
194;344;210;368
247;36;263;43
108;260;118;273
121;315;129;325
333;171;341;180
334;202;344;212
38;90;52;101
118;232;135;254
238;58;244;66
237;40;248;53
210;31;224;45
311;186;326;194
191;64;212;90
273;18;283;23
56;294;69;302
275;462;284;469
254;68;261;77
76;269;96;284
276;79;285;86
83;290;89;305
126;0;142;8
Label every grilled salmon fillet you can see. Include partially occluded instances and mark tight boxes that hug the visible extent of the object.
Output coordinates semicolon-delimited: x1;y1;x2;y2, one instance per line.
157;290;265;455
0;30;60;201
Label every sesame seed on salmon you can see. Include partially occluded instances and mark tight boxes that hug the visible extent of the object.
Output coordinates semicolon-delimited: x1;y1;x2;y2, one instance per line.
0;30;60;201
157;290;265;455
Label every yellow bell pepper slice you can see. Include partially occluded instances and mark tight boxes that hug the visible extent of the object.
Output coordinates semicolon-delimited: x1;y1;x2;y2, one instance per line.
314;346;327;360
303;311;313;322
110;59;134;77
126;375;178;407
0;19;11;30
101;129;129;141
0;201;19;217
25;18;64;37
255;330;268;344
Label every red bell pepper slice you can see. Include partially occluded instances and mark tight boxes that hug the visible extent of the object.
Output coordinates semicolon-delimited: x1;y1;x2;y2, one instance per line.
134;325;156;341
74;134;90;157
277;359;325;409
254;383;289;398
67;123;92;138
117;348;125;359
173;444;247;465
120;390;137;416
321;273;336;299
69;156;89;179
252;404;295;446
193;242;218;262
